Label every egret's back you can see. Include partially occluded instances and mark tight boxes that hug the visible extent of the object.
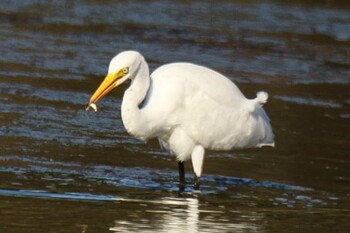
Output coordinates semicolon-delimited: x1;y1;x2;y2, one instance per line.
143;63;274;150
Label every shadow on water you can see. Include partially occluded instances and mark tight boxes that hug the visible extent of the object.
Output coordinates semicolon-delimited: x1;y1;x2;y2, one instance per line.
0;153;344;232
0;0;349;232
0;190;261;233
0;184;345;233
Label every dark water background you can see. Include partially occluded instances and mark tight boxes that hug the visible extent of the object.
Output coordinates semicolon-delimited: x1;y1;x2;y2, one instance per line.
0;0;349;232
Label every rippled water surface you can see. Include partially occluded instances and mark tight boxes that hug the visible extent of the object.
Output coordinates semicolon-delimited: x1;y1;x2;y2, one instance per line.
1;0;349;232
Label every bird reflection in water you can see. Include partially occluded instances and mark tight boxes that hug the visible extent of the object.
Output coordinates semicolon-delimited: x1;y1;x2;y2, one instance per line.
109;196;259;232
109;197;199;233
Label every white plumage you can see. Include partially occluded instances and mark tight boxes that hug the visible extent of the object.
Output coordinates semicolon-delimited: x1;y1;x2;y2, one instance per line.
87;50;274;190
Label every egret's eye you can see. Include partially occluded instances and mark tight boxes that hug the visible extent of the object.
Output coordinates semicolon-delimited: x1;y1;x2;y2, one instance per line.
122;67;129;74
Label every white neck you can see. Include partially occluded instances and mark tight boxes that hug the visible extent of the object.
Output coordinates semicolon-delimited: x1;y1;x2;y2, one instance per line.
121;60;151;140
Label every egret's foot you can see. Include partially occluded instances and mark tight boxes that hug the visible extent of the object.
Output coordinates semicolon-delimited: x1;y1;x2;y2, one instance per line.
178;183;185;193
194;175;200;191
178;161;185;192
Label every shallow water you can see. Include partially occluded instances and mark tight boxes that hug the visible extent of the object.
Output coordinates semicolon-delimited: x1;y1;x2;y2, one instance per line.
0;0;349;232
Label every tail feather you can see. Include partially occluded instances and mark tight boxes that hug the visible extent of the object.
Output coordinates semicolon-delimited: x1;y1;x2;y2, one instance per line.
247;91;269;112
256;106;275;148
256;91;268;106
247;91;275;147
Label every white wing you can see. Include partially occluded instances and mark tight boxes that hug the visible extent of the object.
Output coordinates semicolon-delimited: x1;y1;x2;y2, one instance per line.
142;63;274;150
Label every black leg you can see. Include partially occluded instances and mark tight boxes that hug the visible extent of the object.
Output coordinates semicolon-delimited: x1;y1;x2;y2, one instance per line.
178;161;185;192
194;174;200;191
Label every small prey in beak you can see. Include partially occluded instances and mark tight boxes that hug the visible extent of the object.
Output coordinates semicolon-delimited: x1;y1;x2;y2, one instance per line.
85;103;98;112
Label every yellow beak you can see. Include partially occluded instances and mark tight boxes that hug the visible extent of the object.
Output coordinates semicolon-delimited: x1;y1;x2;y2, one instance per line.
88;72;123;105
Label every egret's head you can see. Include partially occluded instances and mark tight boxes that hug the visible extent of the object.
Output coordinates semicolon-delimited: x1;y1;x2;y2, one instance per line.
88;50;143;105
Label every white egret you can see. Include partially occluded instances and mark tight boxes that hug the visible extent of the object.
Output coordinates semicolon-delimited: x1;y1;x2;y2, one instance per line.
87;50;274;191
